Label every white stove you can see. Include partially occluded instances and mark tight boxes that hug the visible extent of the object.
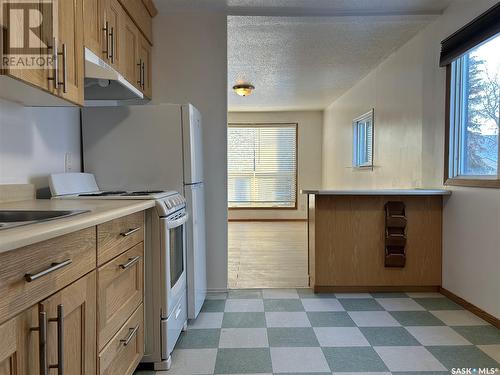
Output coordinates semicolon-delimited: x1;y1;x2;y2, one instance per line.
49;172;189;370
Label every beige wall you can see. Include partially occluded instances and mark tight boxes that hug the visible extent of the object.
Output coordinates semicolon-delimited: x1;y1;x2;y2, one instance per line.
228;111;323;220
152;13;228;291
322;0;499;317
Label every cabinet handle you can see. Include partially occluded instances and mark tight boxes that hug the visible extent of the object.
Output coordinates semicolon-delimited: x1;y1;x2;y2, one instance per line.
119;255;141;270
60;43;67;93
137;59;142;86
103;21;109;58
31;310;48;375
25;259;72;282
120;227;140;237
47;37;58;89
141;61;145;90
49;305;64;375
120;324;139;346
109;26;114;63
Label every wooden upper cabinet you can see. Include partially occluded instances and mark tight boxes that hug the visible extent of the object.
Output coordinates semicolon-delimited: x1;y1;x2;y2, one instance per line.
102;0;122;70
120;12;140;89
39;271;97;375
118;0;153;44
138;34;152;98
50;0;84;105
83;0;104;57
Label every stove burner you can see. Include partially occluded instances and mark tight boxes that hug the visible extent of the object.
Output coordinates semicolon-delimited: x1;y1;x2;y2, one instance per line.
79;191;127;197
128;190;166;196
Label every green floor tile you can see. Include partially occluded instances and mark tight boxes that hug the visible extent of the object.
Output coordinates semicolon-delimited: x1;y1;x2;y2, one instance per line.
264;299;304;312
360;327;421;346
214;348;272;374
307;311;356;327
297;289;336;299
176;329;220;349
452;325;500;345
322;346;389;372
268;327;319;347
390;311;446;326
221;312;266;328
228;289;263;299
371;292;409;298
201;299;226;312
338;298;384;311
427;345;500;369
414;298;463;310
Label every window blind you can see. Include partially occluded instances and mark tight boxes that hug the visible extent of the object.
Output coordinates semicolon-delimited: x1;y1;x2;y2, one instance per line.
228;124;297;208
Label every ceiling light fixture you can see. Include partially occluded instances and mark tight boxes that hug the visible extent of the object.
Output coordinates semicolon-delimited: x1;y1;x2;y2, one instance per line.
233;83;255;97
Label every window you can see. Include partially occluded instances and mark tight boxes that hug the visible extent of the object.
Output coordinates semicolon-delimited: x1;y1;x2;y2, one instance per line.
352;109;374;168
228;123;297;208
442;3;500;187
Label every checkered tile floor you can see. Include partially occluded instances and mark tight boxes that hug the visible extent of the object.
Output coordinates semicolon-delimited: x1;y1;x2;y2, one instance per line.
136;289;500;374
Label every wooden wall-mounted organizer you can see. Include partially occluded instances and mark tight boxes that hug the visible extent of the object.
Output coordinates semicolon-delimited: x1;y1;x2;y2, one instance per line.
384;201;407;267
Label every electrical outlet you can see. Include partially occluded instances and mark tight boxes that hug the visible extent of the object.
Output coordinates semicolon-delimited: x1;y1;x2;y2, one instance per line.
64;152;72;172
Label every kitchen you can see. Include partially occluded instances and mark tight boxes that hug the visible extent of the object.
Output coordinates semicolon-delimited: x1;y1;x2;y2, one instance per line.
1;1;500;375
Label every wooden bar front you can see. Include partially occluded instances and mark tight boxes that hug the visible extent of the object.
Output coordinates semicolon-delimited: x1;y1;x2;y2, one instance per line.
308;195;443;292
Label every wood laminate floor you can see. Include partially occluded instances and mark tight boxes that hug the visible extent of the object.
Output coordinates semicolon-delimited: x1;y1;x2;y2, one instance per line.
228;221;309;289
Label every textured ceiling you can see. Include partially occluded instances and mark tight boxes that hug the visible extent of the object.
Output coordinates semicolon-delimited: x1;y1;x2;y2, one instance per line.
154;0;453;111
228;15;437;111
154;0;452;16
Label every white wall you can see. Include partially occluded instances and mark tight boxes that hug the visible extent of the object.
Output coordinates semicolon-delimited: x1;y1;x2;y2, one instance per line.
152;13;228;291
228;111;323;220
322;0;500;317
0;99;81;195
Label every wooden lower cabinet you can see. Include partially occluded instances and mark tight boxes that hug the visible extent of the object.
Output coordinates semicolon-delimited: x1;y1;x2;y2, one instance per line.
98;304;144;375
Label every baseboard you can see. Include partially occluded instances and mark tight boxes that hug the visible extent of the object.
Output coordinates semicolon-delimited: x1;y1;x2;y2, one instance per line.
314;285;440;293
439;287;499;328
228;219;307;222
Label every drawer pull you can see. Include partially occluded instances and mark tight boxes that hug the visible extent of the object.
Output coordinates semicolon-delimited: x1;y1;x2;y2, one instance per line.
119;256;141;270
49;304;64;375
25;259;72;282
120;227;141;237
31;310;48;375
120;324;139;346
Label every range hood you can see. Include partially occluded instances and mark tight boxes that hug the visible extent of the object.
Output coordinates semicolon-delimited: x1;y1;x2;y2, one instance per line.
84;48;143;101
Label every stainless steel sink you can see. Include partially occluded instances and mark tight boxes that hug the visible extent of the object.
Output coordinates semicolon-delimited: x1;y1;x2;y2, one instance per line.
0;210;90;230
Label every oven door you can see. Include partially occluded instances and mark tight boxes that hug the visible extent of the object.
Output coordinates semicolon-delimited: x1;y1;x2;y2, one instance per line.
160;209;189;319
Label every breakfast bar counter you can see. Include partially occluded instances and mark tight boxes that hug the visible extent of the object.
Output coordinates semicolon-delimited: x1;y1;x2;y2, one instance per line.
302;188;451;293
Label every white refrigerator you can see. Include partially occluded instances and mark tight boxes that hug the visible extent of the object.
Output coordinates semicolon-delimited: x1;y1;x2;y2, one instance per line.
82;104;207;319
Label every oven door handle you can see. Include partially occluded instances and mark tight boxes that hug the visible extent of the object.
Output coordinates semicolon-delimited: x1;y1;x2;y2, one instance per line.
166;213;189;229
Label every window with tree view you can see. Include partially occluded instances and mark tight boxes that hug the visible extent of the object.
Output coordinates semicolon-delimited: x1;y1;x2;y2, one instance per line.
448;34;500;180
228;124;297;208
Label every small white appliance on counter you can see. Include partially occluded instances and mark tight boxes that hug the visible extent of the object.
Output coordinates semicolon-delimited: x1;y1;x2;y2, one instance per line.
49;172;190;370
81;104;207;322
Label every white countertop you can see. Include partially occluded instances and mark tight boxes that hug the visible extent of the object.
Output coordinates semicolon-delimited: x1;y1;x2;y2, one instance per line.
301;189;452;196
0;199;155;253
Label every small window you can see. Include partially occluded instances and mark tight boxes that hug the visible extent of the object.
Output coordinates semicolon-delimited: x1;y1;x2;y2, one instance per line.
352;109;374;168
227;123;297;209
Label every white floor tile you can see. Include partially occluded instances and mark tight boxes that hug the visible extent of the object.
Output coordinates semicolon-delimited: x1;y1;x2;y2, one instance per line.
219;328;269;348
265;312;311;327
430;310;489;326
262;288;299;299
187;312;223;329
314;327;370;347
270;347;330;373
374;346;447;371
348;311;401;327
166;348;217;374
302;298;345;312
375;298;425;311
478;345;500;363
224;299;264;312
406;326;472;346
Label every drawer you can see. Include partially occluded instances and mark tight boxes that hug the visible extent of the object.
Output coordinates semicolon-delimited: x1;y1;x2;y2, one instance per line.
97;211;144;266
162;292;187;359
99;304;144;375
98;243;143;349
0;227;96;324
